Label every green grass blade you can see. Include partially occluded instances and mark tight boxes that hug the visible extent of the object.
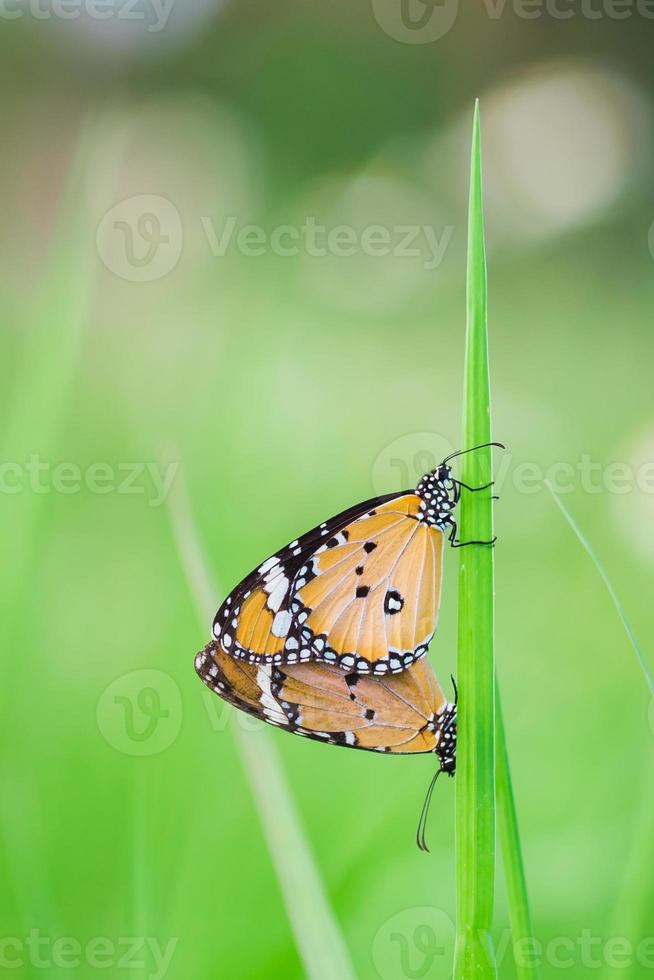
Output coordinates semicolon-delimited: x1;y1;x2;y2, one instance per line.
544;482;653;696
0;117;97;625
453;101;497;980
602;754;654;980
496;688;541;980
545;481;654;980
0;120;99;958
166;469;357;980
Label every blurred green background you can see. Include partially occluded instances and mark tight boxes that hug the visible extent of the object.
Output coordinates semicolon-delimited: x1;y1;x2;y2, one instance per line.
1;2;653;978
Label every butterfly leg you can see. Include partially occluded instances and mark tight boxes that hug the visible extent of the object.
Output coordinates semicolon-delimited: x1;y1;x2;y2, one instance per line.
448;523;497;548
451;480;499;503
453;480;499;501
454;479;494;493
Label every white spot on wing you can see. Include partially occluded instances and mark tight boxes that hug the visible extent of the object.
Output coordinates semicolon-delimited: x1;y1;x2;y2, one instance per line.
256;665;286;723
271;610;292;638
266;576;289;612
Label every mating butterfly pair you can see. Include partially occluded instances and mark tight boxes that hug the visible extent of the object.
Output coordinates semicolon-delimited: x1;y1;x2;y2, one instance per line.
195;444;501;801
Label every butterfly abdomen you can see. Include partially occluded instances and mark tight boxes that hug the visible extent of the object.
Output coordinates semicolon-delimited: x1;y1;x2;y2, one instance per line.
433;702;457;775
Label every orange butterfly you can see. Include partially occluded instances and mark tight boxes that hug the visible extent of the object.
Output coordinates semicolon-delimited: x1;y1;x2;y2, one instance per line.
211;444;502;676
195;642;458;849
196;640;456;758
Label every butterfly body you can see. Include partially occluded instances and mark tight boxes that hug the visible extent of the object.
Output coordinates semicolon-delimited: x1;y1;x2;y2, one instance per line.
212;463;460;676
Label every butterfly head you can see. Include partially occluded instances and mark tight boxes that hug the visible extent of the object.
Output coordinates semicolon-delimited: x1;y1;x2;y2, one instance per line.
436;462;453;484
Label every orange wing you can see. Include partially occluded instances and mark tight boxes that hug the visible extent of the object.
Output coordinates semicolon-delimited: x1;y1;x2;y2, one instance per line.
213;490;446;674
287;495;444;674
212;492;406;661
195;641;456;756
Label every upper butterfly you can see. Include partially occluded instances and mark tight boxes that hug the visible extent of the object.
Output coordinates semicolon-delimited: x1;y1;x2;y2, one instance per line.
212;444;502;676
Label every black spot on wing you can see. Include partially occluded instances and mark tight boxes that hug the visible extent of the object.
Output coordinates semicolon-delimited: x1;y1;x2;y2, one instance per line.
384;589;405;615
345;672;358;700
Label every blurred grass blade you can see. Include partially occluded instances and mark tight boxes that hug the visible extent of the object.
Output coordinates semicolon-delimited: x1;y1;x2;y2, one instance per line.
496;688;540;980
0;117;98;623
544;482;653;696
545;482;653;980
601;753;654;980
166;468;357;980
453;101;497;980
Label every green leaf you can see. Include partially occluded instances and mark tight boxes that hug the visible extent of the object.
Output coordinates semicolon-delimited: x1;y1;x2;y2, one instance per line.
496;690;541;980
166;469;357;980
546;481;653;980
545;482;653;696
454;102;539;980
454;99;498;980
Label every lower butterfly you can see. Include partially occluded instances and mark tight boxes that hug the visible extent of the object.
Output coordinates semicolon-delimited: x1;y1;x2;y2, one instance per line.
196;640;456;763
195;641;457;850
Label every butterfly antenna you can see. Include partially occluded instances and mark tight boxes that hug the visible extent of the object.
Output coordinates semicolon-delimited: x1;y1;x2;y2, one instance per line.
441;441;505;466
416;769;441;853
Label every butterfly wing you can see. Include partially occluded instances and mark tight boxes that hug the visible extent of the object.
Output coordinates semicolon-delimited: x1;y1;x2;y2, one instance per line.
212;491;407;662
287;494;445;674
214;492;445;675
195;641;453;754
